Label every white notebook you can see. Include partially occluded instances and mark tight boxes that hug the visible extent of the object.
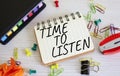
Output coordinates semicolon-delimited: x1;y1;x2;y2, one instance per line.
34;12;94;65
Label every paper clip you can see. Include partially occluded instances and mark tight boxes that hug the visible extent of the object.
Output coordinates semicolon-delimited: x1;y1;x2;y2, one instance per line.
110;24;115;35
95;3;106;10
104;29;110;38
54;68;64;76
90;3;96;14
94;26;99;36
90;32;103;39
99;25;110;33
87;21;93;31
95;4;105;14
84;11;92;21
13;48;18;60
113;27;120;31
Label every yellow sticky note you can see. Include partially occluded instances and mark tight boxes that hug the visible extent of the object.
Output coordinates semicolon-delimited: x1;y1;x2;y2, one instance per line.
7;30;12;36
12;26;18;32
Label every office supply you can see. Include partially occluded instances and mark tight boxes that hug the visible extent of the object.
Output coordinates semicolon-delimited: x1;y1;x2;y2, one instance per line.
0;58;24;76
54;0;59;7
87;21;93;31
94;19;101;26
0;0;46;45
29;69;37;75
80;58;100;74
81;60;90;75
13;48;18;60
31;43;38;51
49;64;64;76
95;3;106;14
99;32;120;55
25;48;32;56
34;12;94;65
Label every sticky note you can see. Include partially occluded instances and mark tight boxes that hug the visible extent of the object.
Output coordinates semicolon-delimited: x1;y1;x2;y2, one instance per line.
33;7;38;13
28;12;33;17
23;16;28;22
38;2;43;8
7;30;12;36
1;35;7;42
17;20;23;27
12;26;18;32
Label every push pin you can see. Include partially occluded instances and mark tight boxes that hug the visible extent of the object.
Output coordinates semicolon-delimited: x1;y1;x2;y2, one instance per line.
51;63;59;69
31;43;37;51
94;19;101;26
29;69;36;75
54;0;59;7
25;48;32;56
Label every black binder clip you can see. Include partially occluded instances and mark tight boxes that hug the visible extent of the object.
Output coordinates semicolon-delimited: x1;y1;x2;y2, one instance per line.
81;60;90;75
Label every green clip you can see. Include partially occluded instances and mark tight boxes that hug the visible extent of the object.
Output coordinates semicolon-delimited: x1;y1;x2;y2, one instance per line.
84;11;92;21
90;3;96;14
104;29;109;38
54;68;64;76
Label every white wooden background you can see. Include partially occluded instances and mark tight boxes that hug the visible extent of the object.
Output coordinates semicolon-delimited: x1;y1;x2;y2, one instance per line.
0;0;120;76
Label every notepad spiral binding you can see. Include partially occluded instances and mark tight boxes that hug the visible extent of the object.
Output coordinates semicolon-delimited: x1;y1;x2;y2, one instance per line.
36;11;81;30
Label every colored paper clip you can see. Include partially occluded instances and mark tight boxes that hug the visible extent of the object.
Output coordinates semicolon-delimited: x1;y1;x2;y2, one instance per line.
90;3;96;14
54;68;64;76
95;4;105;14
95;3;106;10
99;25;110;33
94;26;99;36
90;32;103;39
99;32;120;55
104;29;110;38
84;11;92;21
13;48;18;60
110;24;115;35
113;27;120;31
87;21;93;31
49;64;64;76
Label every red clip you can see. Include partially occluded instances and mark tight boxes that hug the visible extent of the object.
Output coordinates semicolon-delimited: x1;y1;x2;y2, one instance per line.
54;0;59;7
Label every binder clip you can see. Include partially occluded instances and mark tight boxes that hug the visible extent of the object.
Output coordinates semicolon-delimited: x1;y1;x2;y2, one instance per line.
99;32;120;55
